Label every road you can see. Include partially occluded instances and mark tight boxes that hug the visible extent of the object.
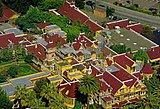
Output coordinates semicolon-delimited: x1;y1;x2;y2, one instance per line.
96;0;160;28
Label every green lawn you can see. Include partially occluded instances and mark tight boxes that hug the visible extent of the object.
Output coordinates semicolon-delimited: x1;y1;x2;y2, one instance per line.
0;61;13;66
15;64;37;77
0;62;38;78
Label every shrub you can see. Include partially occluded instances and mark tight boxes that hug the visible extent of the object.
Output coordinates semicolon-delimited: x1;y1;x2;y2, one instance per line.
133;4;139;8
0;87;13;109
25;54;33;63
113;1;119;5
7;66;19;78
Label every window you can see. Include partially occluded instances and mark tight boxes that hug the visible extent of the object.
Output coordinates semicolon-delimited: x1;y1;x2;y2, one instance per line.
136;85;141;89
120;89;124;93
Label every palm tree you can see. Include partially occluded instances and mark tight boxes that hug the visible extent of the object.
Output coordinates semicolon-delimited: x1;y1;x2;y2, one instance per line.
49;91;66;109
21;90;37;107
14;85;27;100
29;98;46;108
14;85;29;107
40;83;65;108
40;83;56;100
78;75;100;108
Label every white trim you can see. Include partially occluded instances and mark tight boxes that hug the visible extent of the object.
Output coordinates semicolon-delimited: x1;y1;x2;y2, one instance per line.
99;78;111;88
114;62;138;81
105;45;118;55
87;19;104;30
123;79;133;83
126;23;141;28
107;19;129;25
106;71;123;84
49;9;61;16
125;55;135;64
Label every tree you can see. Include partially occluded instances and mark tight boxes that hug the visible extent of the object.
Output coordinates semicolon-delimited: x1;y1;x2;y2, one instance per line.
49;91;66;109
86;1;96;12
7;65;19;78
25;54;33;63
73;101;81;109
14;85;46;108
78;75;100;108
131;49;149;64
0;48;14;62
0;3;3;17
2;0;44;14
40;83;65;108
65;25;80;43
29;98;46;108
33;78;50;98
0;74;7;83
40;83;56;100
110;44;131;54
0;87;13;109
124;74;160;109
14;85;27;100
106;6;115;17
20;90;37;107
75;0;85;9
81;24;90;35
38;0;64;11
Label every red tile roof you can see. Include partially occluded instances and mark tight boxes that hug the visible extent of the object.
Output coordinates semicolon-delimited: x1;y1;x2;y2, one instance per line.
27;37;35;42
112;68;136;81
111;66;137;88
133;72;143;80
0;33;19;48
36;22;51;29
72;42;81;50
27;44;46;61
129;98;141;103
147;46;160;61
106;58;112;66
112;100;128;108
58;81;79;98
58;2;103;33
58;2;88;24
16;35;24;42
99;80;110;91
91;65;100;76
141;63;153;74
0;8;16;22
77;51;84;56
45;34;67;48
113;55;135;69
107;19;129;29
21;41;31;46
124;79;137;88
99;71;123;95
141;86;147;90
72;34;93;50
85;19;104;33
102;96;113;101
126;23;143;33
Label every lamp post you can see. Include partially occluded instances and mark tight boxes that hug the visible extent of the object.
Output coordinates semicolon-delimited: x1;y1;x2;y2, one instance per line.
131;0;133;5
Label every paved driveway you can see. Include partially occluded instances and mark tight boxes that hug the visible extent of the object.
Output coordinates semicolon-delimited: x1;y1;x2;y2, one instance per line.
95;0;160;28
99;0;159;9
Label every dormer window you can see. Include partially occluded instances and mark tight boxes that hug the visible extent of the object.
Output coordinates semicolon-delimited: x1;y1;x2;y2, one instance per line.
49;41;53;44
38;52;41;55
